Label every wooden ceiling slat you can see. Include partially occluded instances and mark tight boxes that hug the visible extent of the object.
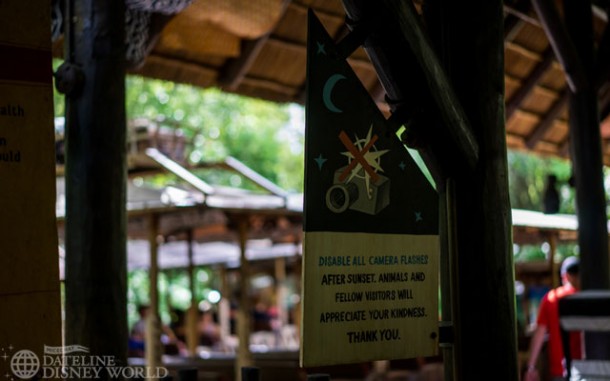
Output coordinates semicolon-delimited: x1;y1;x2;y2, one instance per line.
505;41;544;61
506;48;554;120
218;0;292;91
526;91;568;149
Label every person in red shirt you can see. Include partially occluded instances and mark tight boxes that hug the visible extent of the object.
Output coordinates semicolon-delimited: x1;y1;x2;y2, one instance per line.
525;256;581;381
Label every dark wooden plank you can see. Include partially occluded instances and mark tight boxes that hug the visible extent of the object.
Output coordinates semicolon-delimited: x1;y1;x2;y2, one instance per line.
64;0;128;367
531;0;590;92
505;49;554;120
525;91;568;149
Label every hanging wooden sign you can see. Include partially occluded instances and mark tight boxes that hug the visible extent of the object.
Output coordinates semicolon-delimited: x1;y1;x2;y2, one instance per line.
300;10;440;367
0;0;62;362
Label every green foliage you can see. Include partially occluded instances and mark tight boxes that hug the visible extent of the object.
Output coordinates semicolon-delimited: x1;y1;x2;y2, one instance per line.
53;59;65;117
513;244;546;262
125;76;304;192
53;63;305;192
507;150;575;214
127;267;217;329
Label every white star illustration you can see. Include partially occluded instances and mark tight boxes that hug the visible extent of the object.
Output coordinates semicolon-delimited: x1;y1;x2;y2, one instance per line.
341;125;389;198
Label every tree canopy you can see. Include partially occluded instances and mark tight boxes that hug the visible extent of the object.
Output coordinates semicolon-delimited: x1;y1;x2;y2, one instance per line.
53;64;305;193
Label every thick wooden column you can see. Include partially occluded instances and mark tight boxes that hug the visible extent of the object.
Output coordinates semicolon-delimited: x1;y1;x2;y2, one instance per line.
563;0;610;291
424;1;518;380
63;0;128;371
564;0;610;359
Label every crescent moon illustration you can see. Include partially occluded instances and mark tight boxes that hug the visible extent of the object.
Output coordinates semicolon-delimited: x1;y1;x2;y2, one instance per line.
322;74;346;113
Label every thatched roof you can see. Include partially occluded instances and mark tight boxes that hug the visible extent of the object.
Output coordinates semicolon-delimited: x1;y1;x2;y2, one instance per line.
103;0;610;165
50;0;610;164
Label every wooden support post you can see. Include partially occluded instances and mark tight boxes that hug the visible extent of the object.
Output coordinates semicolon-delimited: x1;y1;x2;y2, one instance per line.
146;213;163;379
563;0;610;359
236;217;253;381
218;266;231;347
424;1;518;380
563;0;610;291
185;229;199;356
64;0;128;369
274;257;288;330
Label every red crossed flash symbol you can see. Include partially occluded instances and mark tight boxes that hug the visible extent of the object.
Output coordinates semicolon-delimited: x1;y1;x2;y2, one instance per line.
338;130;380;183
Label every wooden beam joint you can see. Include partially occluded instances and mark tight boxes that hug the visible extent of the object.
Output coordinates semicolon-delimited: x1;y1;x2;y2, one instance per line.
531;0;590;92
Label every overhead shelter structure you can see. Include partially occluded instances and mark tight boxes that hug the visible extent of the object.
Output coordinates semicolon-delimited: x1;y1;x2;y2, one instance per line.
51;0;610;380
54;128;303;376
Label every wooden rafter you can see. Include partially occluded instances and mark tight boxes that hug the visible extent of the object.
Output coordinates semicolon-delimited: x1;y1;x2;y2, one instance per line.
504;4;542;27
503;0;533;40
504;17;525;42
505;48;554;120
531;0;589;92
525;91;568;149
505;41;545;61
217;0;292;91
